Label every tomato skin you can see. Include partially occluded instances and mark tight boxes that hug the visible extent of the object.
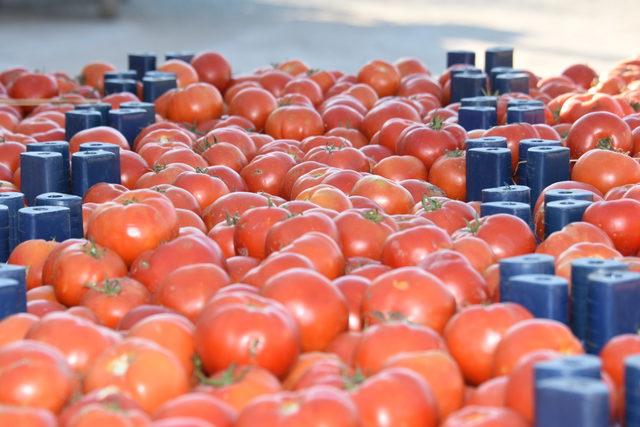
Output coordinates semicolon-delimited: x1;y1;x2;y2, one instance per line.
351;367;438;427
351;175;415;215
428;151;466;200
80;277;151;329
361;100;421;140
381;225;453;267
0;405;58;427
153;392;236;427
357;60;401;97
236;386;360;427
334;208;397;260
0;313;39;347
195;293;300;378
264;105;324;141
8;239;57;290
572;149;640;195
582;199;640;255
0;340;77;413
467;375;509;407
87;189;178;265
565;111;633;158
166;82;224;124
8;73;58;100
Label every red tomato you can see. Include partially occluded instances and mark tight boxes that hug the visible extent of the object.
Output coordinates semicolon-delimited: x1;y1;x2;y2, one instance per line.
8;73;58;100
228;87;277;130
562;63;599;89
81;61;116;92
334;208;397;260
159;59;199;88
381;225;453;267
191;51;232;91
80;277;151;328
428;151;466;200
493;319;583;376
87;189;178;265
600;334;640;390
8;239;57;290
572;149;640;194
361;99;421;140
153;392;236;427
84;338;190;413
397;121;460;171
195;292;300;378
362;266;456;333
565;111;633;158
351;367;438;427
536;221;614;259
236;387;359;427
357;60;401;97
582;199;640;255
69;125;129;153
166;83;224;124
444;303;532;385
0;313;39;347
0;405;58;427
0;340;76;413
466;376;509;407
441;406;528;427
351;175;414;215
264;105;324;141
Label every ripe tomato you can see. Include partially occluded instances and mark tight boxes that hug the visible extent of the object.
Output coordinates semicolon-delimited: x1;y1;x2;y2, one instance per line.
357;60;401;97
69;125;129;153
381;225;453;267
264;105;324;140
236;387;359;427
159;59;199;88
353;322;445;375
241;151;297;197
452;236;496;273
195;292;300;378
80;61;116;92
385;350;464;420
87;189;178;265
565;111;633;158
428;151;466;200
372;155;427;181
0;340;76;413
493;319;583;376
166;83;223;125
84;338;190;413
0;405;58;427
416;198;475;235
333;208;397;260
572;149;640;194
25;312;115;376
583;199;640;255
559;93;624;123
8;239;57;290
536;221;614;259
0;313;38;347
191;51;232;90
362;266;456;333
261;268;348;351
444;303;532;385
361;99;421;140
397;120;461;172
351;367;438;427
80;277;151;328
466;375;509;407
234;205;289;259
8;73;58;100
228;87;277;131
351;175;414;215
562;63;598;89
441;406;529;427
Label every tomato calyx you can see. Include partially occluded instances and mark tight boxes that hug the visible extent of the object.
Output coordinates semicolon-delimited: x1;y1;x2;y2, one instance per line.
464;216;484;236
361;209;384;223
445;149;464;158
421;196;443;212
342;368;366;391
224;212;240;226
368;310;410;325
631;102;640;112
193;355;248;387
597;136;614;151
82;241;105;259
195;167;209;174
428;115;444;131
152;163;168;173
85;279;123;296
195;134;218;153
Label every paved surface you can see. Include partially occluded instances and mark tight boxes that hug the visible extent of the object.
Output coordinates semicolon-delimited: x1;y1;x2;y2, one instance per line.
0;0;638;79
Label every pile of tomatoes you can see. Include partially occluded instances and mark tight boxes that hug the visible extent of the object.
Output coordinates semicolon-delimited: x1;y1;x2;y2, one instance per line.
0;50;640;427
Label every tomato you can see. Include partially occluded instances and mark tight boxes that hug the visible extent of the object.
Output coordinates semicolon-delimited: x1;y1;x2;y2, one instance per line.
0;313;38;347
600;334;640;389
234;205;288;259
452;235;496;273
236;387;359;427
25;312;115;376
350;175;414;215
351;367;438;427
80;61;116;92
164;83;222;125
120;150;149;189
428;151;466;200
154;392;236;427
196;364;282;411
8;73;58;100
416;198;475;235
442;406;528;427
362;266;455;333
264;105;324;140
333;208;397;260
381;225;453;267
84;337;190;413
261;268;348;351
397;121;460;172
0;140;26;172
87;189;178;265
279;232;345;280
582;199;640;255
554;242;622;280
420;250;489;306
444;303;532;385
69;125;129;153
191;51;232;91
454;214;536;261
8;239;57;290
0;405;58;427
0;340;76;413
354;322;445;375
560;93;624;123
195;292;300;378
562;63;598;89
228;87;277;131
361;99;421;140
242;253;314;288
536;221;614;259
80;277;151;328
63;402;150;427
493;319;583;376
483;123;539;170
357;60;401;97
467;376;509;407
159;59;199;88
565;111;633;158
572;149;640;194
505;350;560;423
241;151;297;197
116;304;175;331
265;211;338;254
47;239;127;306
372;155;427;181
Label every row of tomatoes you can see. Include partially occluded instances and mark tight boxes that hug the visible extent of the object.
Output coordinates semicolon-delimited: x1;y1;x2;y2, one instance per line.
0;51;639;427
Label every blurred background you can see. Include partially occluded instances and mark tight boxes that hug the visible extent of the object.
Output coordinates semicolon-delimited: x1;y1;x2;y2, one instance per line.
0;0;638;77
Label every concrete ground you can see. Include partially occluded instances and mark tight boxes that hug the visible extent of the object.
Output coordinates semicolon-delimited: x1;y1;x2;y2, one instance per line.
0;0;638;79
